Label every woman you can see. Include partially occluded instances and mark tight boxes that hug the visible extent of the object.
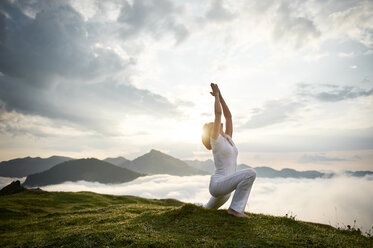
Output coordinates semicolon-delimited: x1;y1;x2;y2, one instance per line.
202;83;256;218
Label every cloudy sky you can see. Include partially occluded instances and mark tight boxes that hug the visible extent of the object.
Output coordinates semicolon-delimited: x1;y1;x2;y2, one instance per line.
1;0;372;171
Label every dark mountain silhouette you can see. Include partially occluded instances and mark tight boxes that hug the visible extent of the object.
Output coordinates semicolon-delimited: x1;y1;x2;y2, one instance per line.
185;160;333;178
104;156;130;166
23;158;144;187
344;170;373;177
0;156;72;177
252;166;329;178
120;149;209;176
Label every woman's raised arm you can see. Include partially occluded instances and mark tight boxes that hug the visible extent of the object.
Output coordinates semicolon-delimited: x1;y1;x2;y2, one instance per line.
210;83;222;140
217;86;233;138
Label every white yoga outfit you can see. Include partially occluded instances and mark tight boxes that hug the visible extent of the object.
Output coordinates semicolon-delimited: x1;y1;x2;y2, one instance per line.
204;133;256;213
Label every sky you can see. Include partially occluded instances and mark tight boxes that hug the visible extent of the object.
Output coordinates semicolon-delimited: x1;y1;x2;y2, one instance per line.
0;0;373;171
2;174;372;234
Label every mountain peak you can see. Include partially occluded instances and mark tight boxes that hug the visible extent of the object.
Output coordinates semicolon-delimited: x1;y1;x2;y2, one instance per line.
128;149;208;176
150;149;162;154
147;149;174;160
148;149;169;158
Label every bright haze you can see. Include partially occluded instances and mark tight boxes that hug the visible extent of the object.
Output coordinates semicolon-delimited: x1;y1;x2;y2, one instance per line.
0;0;372;171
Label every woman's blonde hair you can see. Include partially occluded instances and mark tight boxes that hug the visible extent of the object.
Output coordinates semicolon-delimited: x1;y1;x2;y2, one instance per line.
202;122;213;150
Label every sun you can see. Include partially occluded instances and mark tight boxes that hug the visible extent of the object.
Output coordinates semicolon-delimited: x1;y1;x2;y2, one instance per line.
171;120;205;143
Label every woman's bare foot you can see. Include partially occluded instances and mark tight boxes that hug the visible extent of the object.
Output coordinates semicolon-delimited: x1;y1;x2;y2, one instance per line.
227;208;251;219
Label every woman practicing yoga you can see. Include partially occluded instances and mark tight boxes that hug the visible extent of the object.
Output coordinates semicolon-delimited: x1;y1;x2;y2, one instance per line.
202;83;256;218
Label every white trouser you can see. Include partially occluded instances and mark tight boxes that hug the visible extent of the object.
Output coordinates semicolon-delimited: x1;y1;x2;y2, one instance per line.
204;168;256;213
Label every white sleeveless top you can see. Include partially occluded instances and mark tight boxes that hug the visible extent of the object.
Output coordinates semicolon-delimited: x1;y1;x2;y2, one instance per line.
210;133;238;178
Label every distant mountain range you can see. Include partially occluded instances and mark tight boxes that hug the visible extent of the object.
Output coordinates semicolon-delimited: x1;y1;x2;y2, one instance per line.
1;151;372;188
239;165;328;179
119;149;209;176
183;160;373;179
103;156;130;166
1;150;208;187
0;156;72;177
344;170;373;177
23;158;143;187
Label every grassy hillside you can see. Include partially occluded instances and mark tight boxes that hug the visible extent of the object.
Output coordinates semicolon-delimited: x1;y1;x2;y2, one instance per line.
0;190;371;247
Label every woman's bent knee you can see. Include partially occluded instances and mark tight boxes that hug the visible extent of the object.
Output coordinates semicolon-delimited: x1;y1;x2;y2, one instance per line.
244;168;256;180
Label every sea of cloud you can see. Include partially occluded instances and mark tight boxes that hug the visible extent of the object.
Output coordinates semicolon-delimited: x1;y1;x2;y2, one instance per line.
1;174;372;235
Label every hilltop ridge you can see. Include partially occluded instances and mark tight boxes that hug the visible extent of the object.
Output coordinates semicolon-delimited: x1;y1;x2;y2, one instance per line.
0;183;371;247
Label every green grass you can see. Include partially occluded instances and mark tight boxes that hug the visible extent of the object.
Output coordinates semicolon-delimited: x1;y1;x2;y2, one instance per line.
0;189;372;247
